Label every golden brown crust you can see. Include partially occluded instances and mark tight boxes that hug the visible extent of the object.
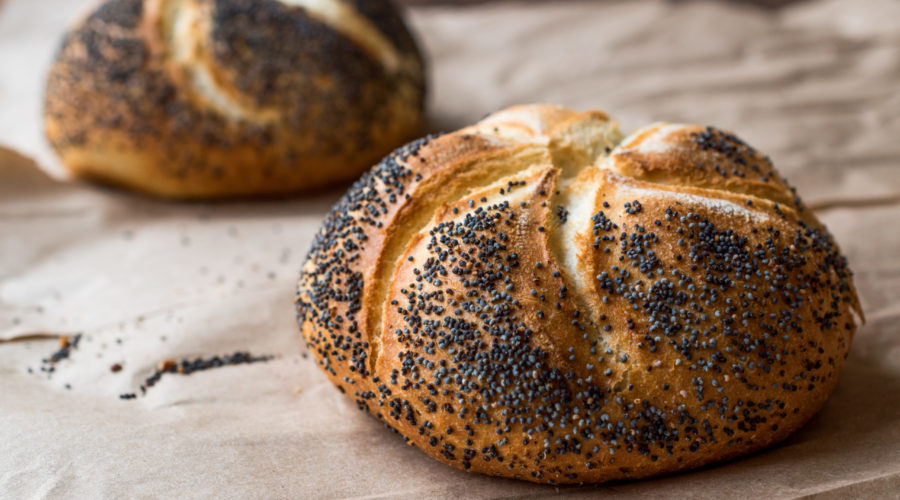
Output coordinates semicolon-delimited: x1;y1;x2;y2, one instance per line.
609;123;804;213
296;104;861;483
43;0;425;199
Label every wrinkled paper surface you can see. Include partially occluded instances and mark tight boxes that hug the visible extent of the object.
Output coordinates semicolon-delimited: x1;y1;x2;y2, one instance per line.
2;0;900;497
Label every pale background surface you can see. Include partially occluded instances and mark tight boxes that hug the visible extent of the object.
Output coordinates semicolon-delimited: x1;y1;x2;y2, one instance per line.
2;0;900;498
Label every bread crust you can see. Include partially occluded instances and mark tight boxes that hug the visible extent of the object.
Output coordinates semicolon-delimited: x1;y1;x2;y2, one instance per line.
43;0;425;199
296;104;861;483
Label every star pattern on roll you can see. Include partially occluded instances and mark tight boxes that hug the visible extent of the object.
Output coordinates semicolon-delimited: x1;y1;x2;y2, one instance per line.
296;104;862;484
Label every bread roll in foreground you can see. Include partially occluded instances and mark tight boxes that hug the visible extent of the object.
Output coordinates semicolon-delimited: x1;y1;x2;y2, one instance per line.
296;105;862;483
44;0;425;199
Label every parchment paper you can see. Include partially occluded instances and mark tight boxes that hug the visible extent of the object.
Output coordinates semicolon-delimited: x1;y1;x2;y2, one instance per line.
2;0;900;498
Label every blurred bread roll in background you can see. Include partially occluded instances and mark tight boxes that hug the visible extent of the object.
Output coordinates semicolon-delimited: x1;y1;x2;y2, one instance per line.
43;0;426;199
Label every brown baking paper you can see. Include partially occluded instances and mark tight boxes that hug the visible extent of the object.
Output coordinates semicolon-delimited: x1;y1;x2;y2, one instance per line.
2;0;900;497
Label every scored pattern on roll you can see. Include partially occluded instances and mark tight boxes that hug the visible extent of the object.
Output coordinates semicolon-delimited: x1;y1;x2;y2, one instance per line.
277;0;406;72
151;0;411;120
154;0;266;121
296;105;861;483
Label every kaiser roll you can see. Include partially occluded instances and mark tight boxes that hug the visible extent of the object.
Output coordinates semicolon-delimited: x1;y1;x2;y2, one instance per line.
44;0;425;199
296;104;862;483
